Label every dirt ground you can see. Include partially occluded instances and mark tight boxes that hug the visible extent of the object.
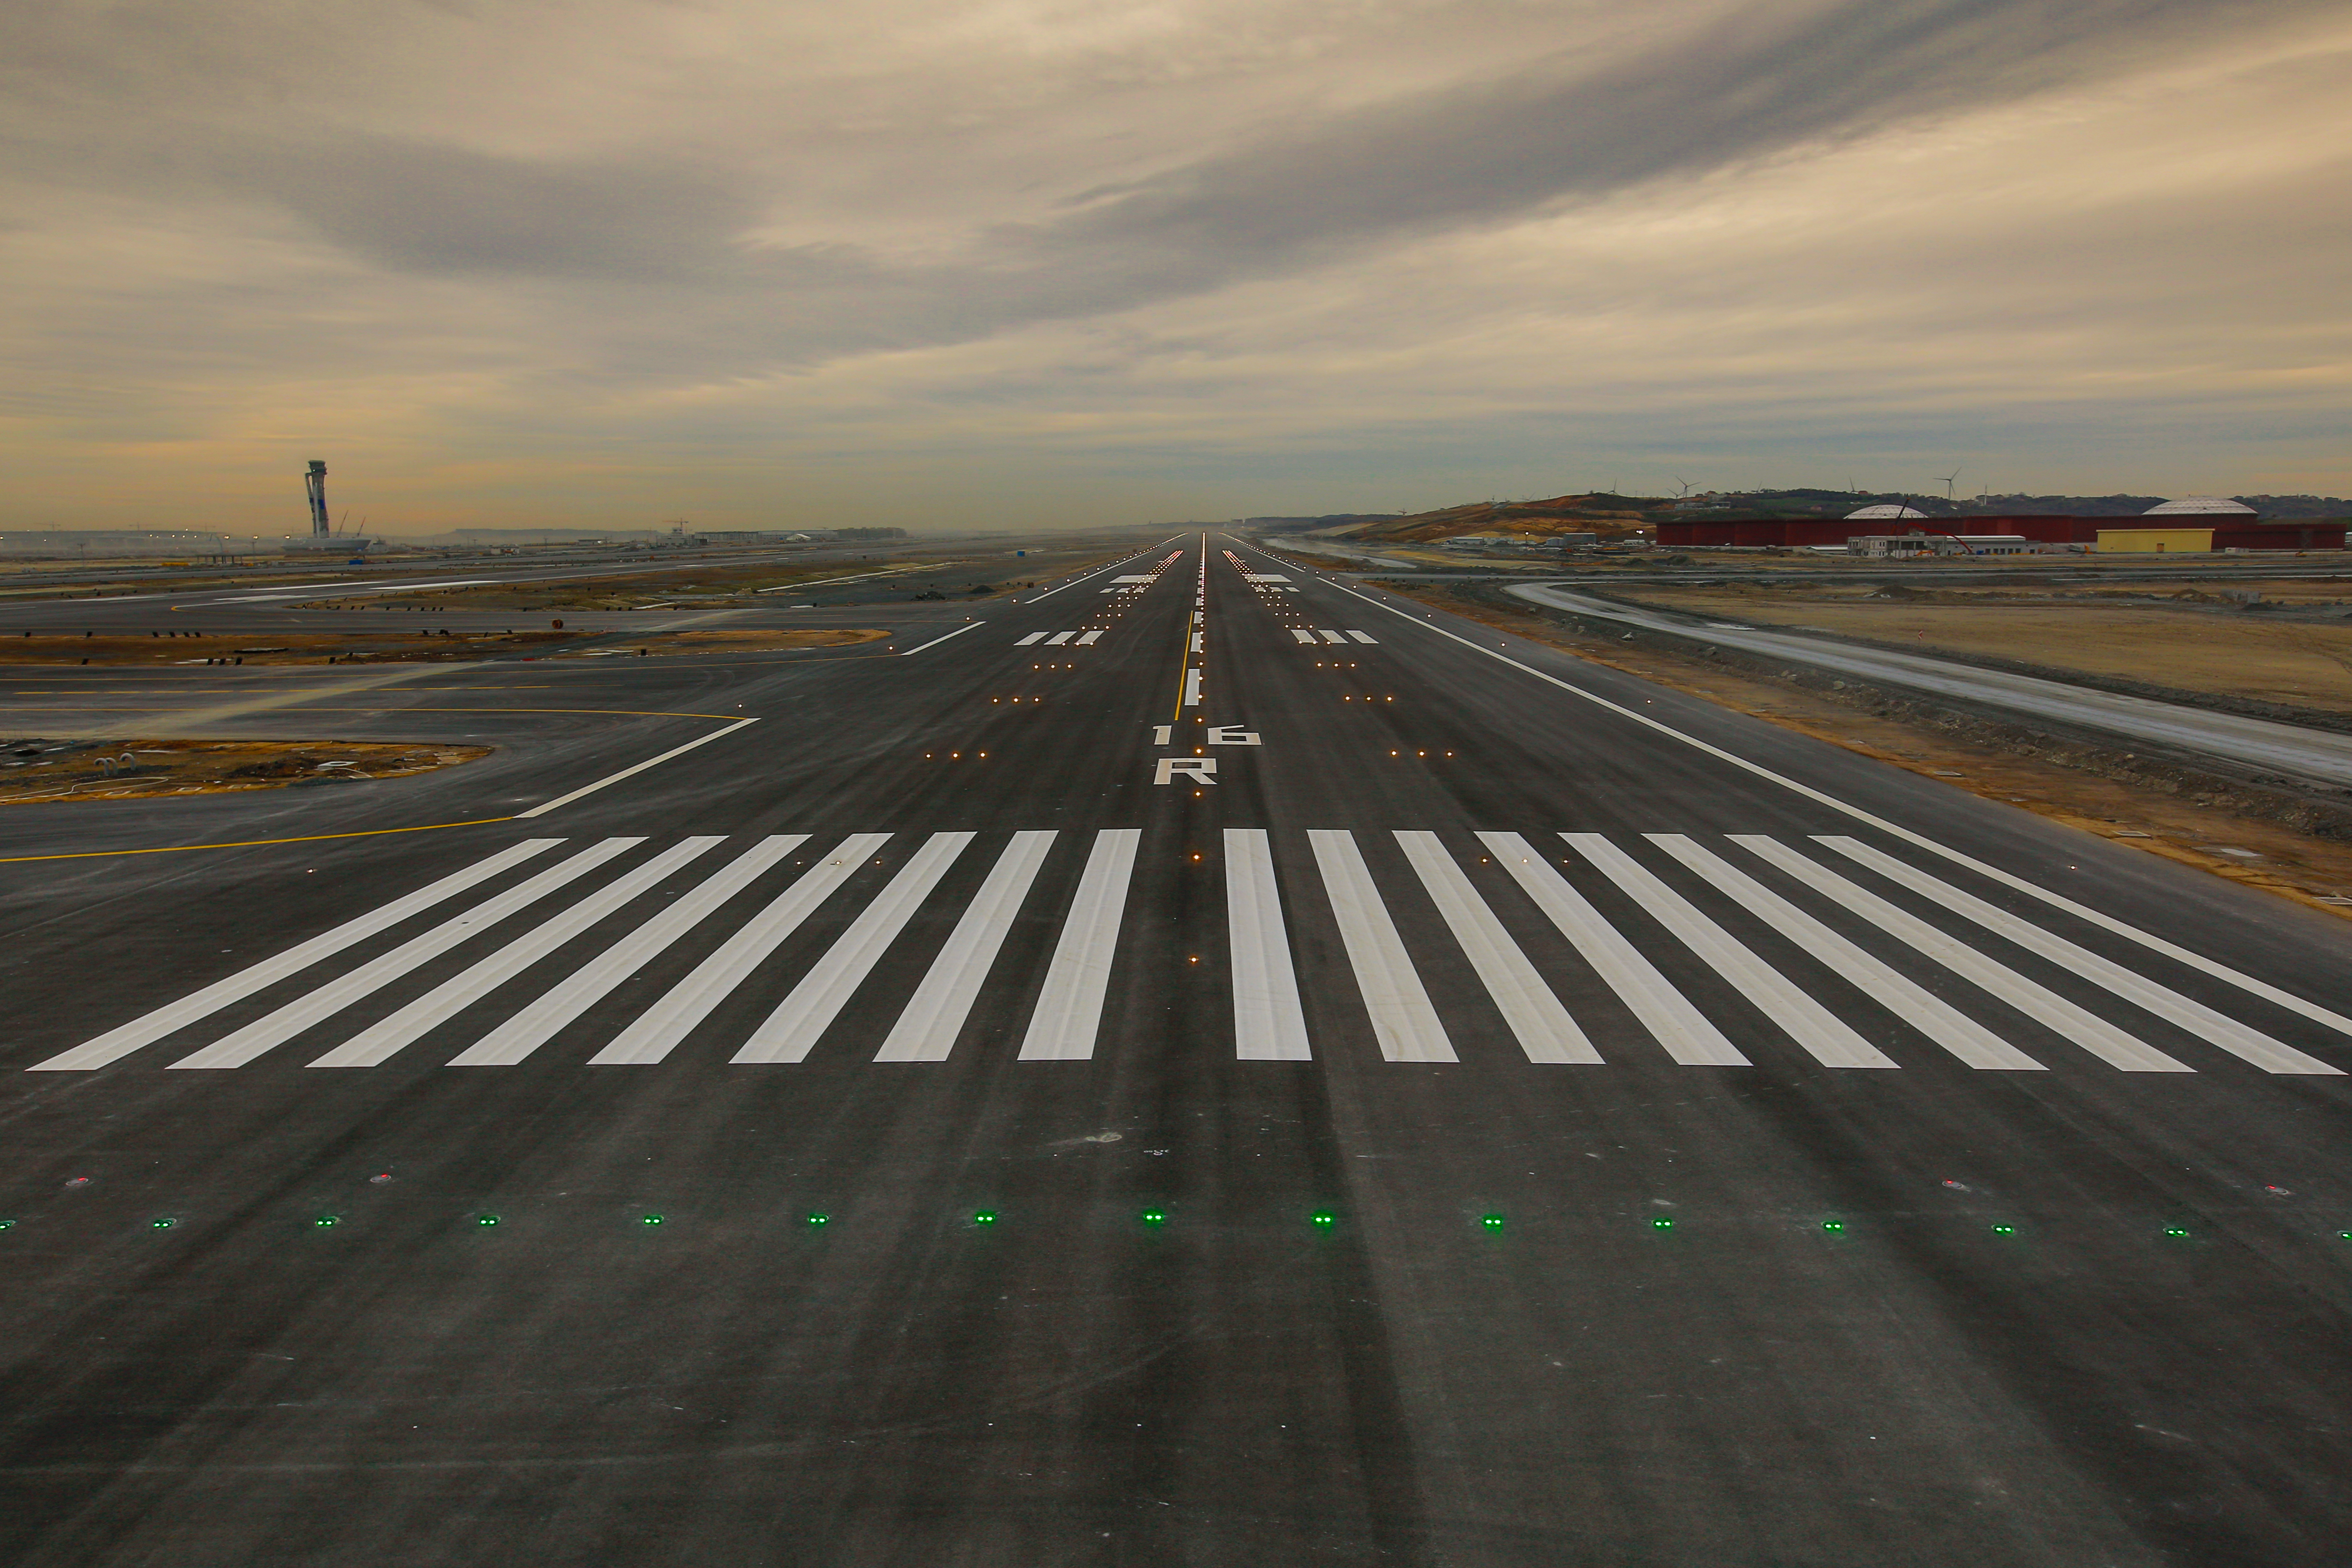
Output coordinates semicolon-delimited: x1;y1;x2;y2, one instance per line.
0;631;582;666
1606;580;2352;716
0;737;490;806
555;629;889;656
1387;585;2352;921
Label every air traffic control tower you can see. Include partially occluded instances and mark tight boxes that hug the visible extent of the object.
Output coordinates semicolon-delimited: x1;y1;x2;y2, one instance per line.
294;459;370;551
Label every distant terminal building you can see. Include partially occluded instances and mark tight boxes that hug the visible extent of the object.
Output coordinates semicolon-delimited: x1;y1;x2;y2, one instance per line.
1657;496;2342;553
0;529;227;556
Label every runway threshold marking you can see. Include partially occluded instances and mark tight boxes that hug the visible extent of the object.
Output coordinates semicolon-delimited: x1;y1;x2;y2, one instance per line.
1243;540;2352;1043
28;828;2344;1075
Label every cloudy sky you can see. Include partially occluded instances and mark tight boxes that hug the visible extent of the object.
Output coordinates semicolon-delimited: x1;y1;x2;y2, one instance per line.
4;0;2348;534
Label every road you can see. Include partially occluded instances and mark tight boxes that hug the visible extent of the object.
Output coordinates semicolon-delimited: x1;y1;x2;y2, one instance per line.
1507;582;2352;791
3;535;2350;1566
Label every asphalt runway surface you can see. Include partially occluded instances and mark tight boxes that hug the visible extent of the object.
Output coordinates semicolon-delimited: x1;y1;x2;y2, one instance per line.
3;535;2350;1566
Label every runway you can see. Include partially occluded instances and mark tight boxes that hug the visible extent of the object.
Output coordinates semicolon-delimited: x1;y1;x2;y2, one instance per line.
3;535;2349;1565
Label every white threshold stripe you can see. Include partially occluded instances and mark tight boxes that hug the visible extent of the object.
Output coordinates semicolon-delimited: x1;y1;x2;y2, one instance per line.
1046;632;1075;645
319;838;726;1067
1076;630;1103;645
1565;834;1897;1069
1226;829;1312;1061
1346;630;1377;644
517;718;760;818
170;839;641;1069
1819;837;2341;1075
1018;829;1141;1060
1649;836;2045;1071
895;621;985;656
1301;559;2352;1041
29;839;561;1072
1397;832;1598;1063
1290;629;1316;645
1028;556;1146;602
1318;629;1345;643
424;836;811;1068
877;832;1056;1062
737;833;977;1063
1308;831;1456;1063
589;834;891;1065
1479;833;1747;1065
1731;837;2191;1073
1017;632;1046;645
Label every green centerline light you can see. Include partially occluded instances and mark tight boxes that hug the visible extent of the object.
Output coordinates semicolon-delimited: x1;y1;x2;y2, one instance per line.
1652;1217;1674;1230
477;1215;500;1227
1822;1221;1845;1232
973;1211;997;1225
808;1212;830;1227
1992;1224;2016;1235
1141;1209;1167;1226
152;1218;175;1229
315;1215;338;1227
642;1214;664;1226
1311;1211;1335;1227
2165;1226;2189;1238
1481;1214;1505;1230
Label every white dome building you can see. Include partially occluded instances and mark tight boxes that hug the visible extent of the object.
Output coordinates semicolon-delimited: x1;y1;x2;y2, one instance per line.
2145;496;2256;515
1845;503;1930;520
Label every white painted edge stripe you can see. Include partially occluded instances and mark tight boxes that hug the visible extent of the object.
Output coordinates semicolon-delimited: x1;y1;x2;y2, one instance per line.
1818;836;2340;1075
1478;834;1748;1066
1019;829;1141;1060
517;718;760;818
895;621;985;656
429;835;811;1068
876;832;1057;1062
1729;836;2190;1072
1397;831;1598;1064
1292;554;2352;1040
588;834;891;1065
169;839;640;1069
1649;835;2045;1071
317;837;728;1067
1016;631;1046;645
1566;834;1896;1069
737;833;977;1062
1308;830;1455;1063
1028;556;1145;602
1226;829;1312;1061
27;839;561;1071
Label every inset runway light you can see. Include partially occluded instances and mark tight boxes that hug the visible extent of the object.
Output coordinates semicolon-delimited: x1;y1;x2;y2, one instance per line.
1311;1211;1335;1227
1822;1221;1844;1232
152;1218;176;1229
808;1212;830;1227
974;1211;997;1225
477;1215;500;1227
1992;1225;2015;1235
1652;1217;1673;1230
1481;1214;1505;1230
315;1215;338;1227
0;1219;13;1230
1141;1209;1167;1226
642;1214;664;1225
2165;1226;2189;1237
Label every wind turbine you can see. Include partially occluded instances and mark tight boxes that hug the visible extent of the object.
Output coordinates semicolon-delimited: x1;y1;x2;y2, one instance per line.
1673;476;1694;497
1935;468;1963;501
